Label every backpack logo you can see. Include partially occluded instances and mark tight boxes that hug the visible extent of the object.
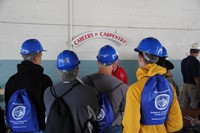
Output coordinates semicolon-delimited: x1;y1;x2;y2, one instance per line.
155;94;170;110
6;89;39;132
12;106;26;120
97;108;105;121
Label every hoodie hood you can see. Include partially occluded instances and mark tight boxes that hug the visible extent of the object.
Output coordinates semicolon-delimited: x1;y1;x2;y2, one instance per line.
136;63;166;80
17;60;44;74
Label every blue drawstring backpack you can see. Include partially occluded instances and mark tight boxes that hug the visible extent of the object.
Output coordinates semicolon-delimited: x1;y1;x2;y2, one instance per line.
141;74;174;125
6;89;39;132
95;93;115;133
87;76;123;133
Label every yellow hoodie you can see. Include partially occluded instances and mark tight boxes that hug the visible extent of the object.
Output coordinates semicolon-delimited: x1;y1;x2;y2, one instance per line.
122;64;183;133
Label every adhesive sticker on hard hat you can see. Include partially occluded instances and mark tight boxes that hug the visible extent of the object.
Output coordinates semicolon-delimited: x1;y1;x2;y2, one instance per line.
12;106;26;120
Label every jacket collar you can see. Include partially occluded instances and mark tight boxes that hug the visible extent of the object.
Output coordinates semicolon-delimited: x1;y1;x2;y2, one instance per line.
17;60;44;74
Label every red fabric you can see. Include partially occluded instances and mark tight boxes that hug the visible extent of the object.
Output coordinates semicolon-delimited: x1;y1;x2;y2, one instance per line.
112;66;128;85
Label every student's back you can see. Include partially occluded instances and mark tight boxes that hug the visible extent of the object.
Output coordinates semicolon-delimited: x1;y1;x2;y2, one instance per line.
122;37;182;133
44;50;98;133
82;73;127;126
82;45;128;132
5;39;52;132
44;80;98;133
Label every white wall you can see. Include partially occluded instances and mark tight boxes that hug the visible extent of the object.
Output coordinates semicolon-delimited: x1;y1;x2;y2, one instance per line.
0;0;200;60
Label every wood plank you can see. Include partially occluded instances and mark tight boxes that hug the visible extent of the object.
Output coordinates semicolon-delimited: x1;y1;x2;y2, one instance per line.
182;109;200;127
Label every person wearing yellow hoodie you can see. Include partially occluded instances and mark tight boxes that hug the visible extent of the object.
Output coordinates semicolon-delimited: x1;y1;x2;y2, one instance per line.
122;37;183;133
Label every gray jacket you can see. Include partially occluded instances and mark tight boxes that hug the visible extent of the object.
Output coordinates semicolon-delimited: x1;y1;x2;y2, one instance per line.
44;80;99;133
81;73;128;125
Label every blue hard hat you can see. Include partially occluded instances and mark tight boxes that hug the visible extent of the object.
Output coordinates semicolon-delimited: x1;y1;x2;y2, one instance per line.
162;46;168;57
57;50;80;70
97;45;118;65
134;37;163;57
20;39;46;54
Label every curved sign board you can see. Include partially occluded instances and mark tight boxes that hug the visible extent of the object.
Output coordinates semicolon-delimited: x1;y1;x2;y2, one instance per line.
72;31;127;47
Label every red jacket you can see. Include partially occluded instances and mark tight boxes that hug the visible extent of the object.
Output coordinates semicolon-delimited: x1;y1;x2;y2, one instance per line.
112;66;128;85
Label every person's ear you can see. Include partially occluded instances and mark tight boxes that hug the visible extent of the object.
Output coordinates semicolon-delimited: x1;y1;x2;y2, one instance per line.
33;56;40;64
138;54;142;62
32;56;37;63
112;61;116;67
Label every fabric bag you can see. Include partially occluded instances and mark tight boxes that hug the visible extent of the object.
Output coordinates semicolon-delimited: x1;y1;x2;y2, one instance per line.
45;83;79;133
6;88;39;132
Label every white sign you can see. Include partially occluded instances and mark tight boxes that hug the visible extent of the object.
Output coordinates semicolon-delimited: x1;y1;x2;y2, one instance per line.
72;31;127;47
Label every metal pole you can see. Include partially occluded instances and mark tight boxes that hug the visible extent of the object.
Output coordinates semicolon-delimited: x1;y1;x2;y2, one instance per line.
68;0;73;50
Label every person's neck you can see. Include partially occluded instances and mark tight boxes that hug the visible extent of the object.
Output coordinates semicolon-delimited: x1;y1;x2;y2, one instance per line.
98;68;112;75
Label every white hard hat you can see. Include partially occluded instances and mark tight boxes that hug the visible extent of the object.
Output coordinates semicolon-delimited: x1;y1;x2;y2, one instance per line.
191;42;200;50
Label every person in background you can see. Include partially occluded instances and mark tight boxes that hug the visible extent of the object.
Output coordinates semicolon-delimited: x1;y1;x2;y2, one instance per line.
44;50;98;133
5;39;53;133
180;42;200;109
112;59;129;85
82;45;128;132
122;37;182;133
165;60;180;97
157;47;180;97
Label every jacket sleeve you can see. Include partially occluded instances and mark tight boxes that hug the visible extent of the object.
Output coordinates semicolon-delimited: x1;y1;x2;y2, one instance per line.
119;67;129;85
5;77;15;107
123;70;128;85
5;79;11;106
165;85;183;132
122;85;141;133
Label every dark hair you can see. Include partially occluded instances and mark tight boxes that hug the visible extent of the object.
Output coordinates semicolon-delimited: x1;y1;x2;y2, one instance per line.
165;60;174;70
157;57;166;67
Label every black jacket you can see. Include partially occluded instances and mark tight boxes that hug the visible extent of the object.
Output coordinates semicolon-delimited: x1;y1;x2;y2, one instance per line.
5;61;53;130
0;106;6;133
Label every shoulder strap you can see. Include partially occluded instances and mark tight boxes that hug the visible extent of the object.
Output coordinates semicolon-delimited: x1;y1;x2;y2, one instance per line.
112;82;124;92
87;75;99;93
50;83;79;98
87;75;124;93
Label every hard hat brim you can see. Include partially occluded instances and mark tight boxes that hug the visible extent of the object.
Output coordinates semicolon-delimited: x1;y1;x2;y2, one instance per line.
134;48;140;52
